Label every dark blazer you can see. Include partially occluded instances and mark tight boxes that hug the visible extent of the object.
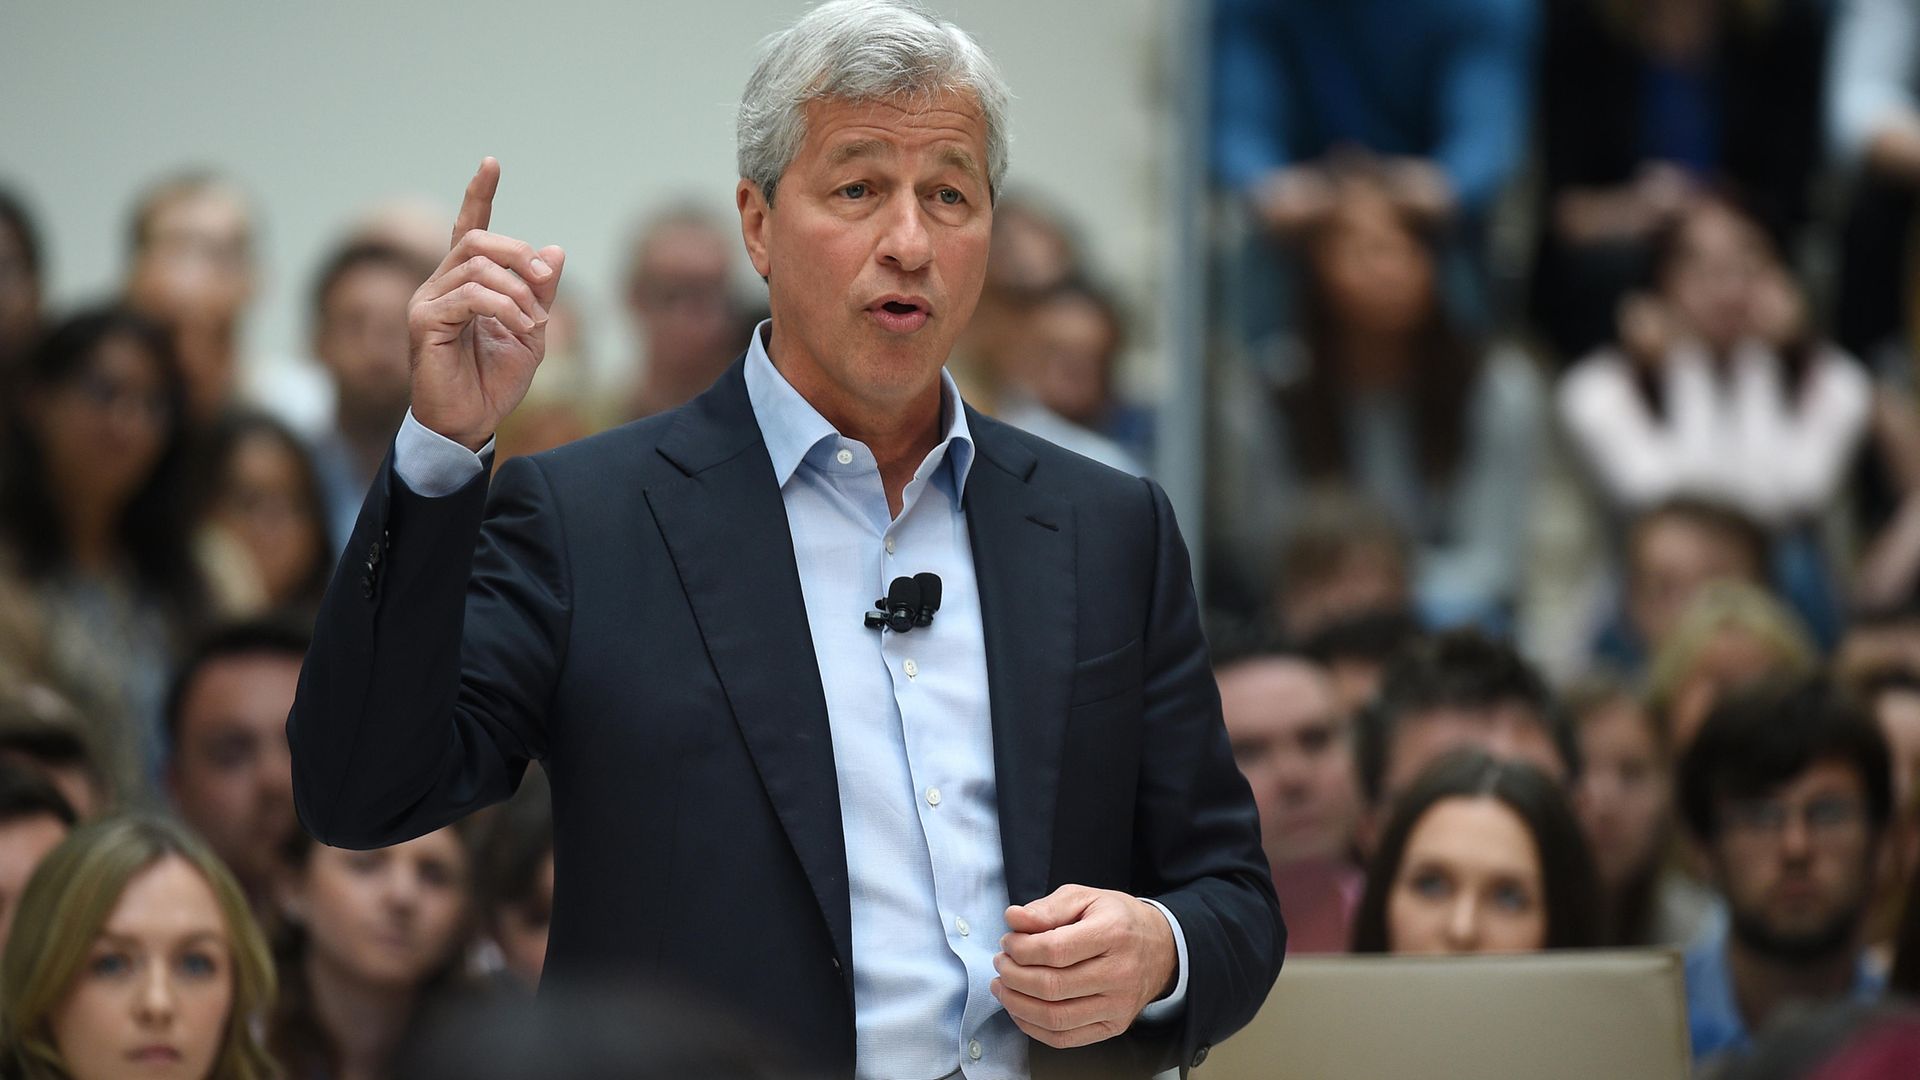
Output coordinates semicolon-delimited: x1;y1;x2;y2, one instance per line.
288;359;1283;1077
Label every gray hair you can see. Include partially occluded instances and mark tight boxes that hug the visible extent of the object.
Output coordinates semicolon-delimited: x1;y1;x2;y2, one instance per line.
737;0;1011;206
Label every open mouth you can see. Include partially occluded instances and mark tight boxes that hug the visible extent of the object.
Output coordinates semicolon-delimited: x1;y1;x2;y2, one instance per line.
869;298;931;333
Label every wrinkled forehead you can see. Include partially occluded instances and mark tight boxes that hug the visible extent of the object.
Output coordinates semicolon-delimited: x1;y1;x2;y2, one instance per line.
801;91;989;176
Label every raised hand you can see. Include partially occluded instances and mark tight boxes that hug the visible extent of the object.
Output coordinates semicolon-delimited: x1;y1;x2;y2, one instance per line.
407;157;566;451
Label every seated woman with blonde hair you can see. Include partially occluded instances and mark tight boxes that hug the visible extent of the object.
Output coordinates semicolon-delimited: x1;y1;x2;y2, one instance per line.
0;814;277;1080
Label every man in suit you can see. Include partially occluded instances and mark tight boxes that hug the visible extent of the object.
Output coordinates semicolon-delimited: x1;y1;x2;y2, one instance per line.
287;2;1283;1077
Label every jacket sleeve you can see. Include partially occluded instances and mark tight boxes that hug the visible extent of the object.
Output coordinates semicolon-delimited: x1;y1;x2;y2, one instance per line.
1129;476;1286;1073
288;449;570;849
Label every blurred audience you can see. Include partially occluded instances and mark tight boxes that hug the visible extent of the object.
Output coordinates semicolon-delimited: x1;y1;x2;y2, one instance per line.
1265;189;1544;629
1271;492;1413;648
307;240;434;552
987;279;1146;475
0;687;111;822
1211;0;1535;233
0;814;278;1080
0;760;73;957
1355;631;1576;838
1678;678;1894;1069
1559;195;1871;523
1295;609;1424;720
622;207;744;422
1532;0;1830;360
1649;580;1819;754
198;411;334;618
1595;496;1772;674
473;767;553;990
0;308;207;800
1829;0;1920;363
0;187;44;384
1566;678;1715;947
122;173;257;428
163;621;305;916
272;826;476;1080
1217;655;1363;954
1351;750;1600;954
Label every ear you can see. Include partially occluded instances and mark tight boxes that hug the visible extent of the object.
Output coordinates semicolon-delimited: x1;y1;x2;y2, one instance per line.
1354;803;1381;861
737;179;773;280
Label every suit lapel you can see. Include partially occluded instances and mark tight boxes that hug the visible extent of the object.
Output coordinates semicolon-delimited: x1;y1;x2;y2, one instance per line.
965;412;1076;905
645;362;853;977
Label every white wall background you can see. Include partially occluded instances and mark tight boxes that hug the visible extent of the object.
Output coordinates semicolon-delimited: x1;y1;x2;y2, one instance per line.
0;0;1176;416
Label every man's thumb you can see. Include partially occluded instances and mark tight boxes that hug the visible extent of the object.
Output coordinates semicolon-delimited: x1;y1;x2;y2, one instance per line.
1008;885;1096;932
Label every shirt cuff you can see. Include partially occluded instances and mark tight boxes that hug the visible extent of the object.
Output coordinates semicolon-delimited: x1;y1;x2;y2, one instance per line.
393;409;493;496
1134;897;1189;1023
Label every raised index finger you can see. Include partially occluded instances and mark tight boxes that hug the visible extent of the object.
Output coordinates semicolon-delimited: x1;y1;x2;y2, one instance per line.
450;157;501;249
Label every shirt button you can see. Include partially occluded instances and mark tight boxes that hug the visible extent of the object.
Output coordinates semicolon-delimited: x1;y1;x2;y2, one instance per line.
926;787;941;807
885;536;896;555
836;448;853;465
903;658;918;678
957;916;970;937
968;1040;983;1061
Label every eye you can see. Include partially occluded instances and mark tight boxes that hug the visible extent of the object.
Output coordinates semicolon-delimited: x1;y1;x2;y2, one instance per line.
839;183;869;200
1409;870;1451;900
177;951;220;978
89;952;132;978
1490;881;1534;913
935;187;964;206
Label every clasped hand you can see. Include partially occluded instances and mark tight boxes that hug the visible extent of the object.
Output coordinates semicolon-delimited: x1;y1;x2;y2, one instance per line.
407;157;567;452
991;884;1178;1049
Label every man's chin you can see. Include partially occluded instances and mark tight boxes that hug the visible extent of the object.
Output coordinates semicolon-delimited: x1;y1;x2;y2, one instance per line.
1729;905;1862;964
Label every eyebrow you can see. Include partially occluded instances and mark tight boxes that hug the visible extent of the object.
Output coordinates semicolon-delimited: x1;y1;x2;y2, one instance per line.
96;929;227;947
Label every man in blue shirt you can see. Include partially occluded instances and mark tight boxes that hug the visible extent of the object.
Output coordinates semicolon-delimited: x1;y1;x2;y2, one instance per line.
1675;678;1893;1069
286;2;1283;1077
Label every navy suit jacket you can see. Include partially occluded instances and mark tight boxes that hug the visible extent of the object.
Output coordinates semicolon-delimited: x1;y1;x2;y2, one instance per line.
288;359;1283;1077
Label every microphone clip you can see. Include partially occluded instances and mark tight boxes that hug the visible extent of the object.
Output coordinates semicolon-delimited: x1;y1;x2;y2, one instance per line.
863;573;942;633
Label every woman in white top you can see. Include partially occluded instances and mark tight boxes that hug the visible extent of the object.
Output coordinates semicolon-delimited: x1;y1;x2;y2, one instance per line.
1559;195;1872;527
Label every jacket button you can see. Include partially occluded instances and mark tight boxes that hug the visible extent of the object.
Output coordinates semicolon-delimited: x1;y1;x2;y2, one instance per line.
1192;1045;1210;1067
361;574;375;599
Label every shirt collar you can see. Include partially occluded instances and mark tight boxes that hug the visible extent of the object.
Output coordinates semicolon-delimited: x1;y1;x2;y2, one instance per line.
742;319;975;496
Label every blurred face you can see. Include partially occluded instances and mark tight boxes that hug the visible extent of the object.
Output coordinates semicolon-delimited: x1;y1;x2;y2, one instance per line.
1576;700;1671;889
52;857;235;1080
1313;195;1434;343
1387;797;1549;954
1278;544;1409;644
628;224;737;377
0;813;68;952
32;333;173;517
316;261;415;431
290;829;469;988
1667;627;1784;753
168;653;300;896
1022;295;1115;425
1219;660;1360;867
127;189;254;327
1662;202;1772;352
1709;761;1881;962
209;433;324;607
1383;704;1566;808
1628;518;1760;650
738;91;993;425
0;218;39;360
492;851;553;988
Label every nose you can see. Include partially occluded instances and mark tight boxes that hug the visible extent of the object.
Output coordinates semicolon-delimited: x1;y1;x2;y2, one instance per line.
875;196;933;274
134;964;176;1027
1779;811;1813;862
1444;895;1480;953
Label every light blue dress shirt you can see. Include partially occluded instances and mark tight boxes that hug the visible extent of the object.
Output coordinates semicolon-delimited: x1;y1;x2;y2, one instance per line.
392;322;1187;1079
